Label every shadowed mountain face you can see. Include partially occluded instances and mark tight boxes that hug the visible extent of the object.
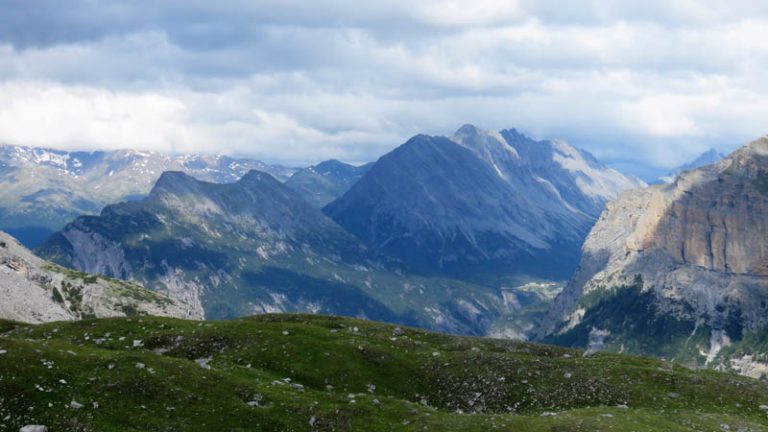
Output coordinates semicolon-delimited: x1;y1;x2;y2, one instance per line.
543;137;768;376
0;145;297;247
286;159;373;207
36;170;522;335
325;126;644;284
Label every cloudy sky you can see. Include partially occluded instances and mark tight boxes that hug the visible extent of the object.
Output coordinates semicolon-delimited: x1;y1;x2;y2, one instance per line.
2;1;768;176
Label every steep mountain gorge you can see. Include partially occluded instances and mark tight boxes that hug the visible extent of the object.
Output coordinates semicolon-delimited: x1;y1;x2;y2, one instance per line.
0;145;296;246
543;136;768;377
0;230;192;323
325;125;644;284
36;170;516;335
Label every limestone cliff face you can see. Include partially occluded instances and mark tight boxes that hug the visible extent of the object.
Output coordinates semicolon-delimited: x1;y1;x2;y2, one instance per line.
543;137;768;369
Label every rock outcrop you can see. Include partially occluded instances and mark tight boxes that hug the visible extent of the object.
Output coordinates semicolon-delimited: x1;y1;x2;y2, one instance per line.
0;230;194;323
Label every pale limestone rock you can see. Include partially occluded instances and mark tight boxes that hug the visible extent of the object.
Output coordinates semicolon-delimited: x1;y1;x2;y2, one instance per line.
542;137;768;362
0;230;198;323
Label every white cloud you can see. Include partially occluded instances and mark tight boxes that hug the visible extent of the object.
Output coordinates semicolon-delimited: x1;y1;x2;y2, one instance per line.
0;82;206;152
0;81;404;164
2;1;768;173
413;0;525;27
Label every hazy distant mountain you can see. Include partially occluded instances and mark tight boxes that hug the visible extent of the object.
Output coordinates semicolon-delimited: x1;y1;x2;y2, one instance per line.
325;125;645;284
0;230;192;323
658;148;726;183
604;161;669;184
286;159;373;207
543;137;768;377
0;144;297;246
37;170;520;335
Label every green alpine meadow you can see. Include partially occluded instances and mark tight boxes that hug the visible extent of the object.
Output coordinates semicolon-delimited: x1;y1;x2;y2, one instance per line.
3;314;768;431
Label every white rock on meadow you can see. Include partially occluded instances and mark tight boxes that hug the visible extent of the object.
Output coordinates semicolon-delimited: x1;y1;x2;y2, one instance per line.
20;426;48;432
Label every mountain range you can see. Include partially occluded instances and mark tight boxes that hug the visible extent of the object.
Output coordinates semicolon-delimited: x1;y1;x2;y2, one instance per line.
6;123;768;432
9;124;766;380
0;144;297;246
27;125;642;340
35;168;525;335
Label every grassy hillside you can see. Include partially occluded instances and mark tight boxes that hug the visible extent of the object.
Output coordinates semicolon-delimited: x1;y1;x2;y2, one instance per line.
1;314;768;431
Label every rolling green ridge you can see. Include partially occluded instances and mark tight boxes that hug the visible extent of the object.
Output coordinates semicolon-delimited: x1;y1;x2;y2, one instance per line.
1;314;768;431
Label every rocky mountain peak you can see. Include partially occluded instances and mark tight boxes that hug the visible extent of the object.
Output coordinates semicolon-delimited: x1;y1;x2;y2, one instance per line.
237;169;280;187
0;144;299;247
499;127;524;138
739;136;768;154
659;148;727;183
149;171;205;196
454;123;482;135
726;137;768;169
452;124;521;165
313;159;351;172
36;167;518;335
